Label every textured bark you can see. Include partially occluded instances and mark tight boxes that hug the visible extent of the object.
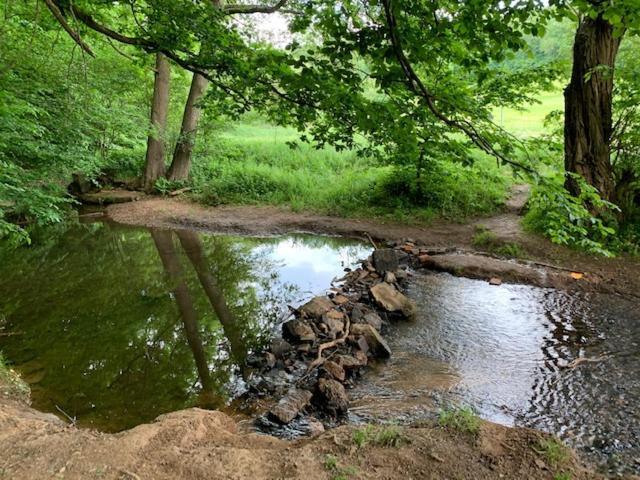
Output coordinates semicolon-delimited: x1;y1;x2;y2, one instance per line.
143;54;171;191
564;16;622;201
150;229;221;408
167;73;209;181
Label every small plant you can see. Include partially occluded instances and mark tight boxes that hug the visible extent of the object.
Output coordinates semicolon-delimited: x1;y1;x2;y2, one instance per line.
472;226;526;258
472;227;499;249
438;406;481;435
553;473;571;480
351;424;406;448
323;454;358;480
536;437;570;467
0;352;29;399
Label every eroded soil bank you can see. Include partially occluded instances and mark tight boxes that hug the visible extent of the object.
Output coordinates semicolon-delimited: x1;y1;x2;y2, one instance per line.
0;392;609;480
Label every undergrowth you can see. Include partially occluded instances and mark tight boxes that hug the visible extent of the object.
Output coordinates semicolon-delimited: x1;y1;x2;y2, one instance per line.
438;406;481;435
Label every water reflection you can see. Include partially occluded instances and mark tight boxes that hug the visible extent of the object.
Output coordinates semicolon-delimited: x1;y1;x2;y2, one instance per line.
0;223;369;431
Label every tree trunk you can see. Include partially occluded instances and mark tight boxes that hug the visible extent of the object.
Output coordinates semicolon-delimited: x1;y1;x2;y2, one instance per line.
167;73;209;181
564;15;623;201
142;53;171;191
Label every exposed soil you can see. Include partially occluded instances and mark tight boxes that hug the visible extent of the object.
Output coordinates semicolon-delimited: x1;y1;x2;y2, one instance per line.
106;187;640;297
0;393;612;480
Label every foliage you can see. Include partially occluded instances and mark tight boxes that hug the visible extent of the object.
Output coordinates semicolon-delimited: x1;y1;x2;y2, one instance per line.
323;454;358;480
524;175;620;256
472;226;527;258
0;352;30;399
536;437;570;467
438;406;481;435
351;424;405;448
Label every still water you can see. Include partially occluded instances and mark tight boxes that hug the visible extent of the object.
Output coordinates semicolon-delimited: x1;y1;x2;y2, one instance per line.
350;273;640;474
0;222;369;432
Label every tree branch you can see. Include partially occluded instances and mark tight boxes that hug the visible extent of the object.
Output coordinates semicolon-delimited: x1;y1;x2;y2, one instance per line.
222;0;289;15
43;0;95;57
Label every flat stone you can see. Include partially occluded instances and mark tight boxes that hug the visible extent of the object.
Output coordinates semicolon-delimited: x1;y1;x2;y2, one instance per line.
79;190;144;205
370;282;417;319
363;312;383;331
372;249;399;273
283;320;316;343
316;378;349;416
489;277;503;286
337;354;365;370
268;389;313;424
320;360;346;382
299;296;335;319
384;271;397;284
351;323;391;358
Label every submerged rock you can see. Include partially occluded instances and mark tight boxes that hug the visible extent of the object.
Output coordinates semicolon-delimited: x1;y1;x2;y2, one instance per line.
268;389;313;424
370;282;417;319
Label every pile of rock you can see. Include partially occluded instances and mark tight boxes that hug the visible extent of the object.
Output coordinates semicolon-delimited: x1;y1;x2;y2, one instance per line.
252;247;417;428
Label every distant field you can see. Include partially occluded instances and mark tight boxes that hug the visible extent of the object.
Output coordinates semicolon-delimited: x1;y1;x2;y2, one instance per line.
494;90;564;137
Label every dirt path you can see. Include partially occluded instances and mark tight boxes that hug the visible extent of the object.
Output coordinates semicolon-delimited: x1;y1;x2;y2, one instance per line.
0;395;611;480
106;189;640;297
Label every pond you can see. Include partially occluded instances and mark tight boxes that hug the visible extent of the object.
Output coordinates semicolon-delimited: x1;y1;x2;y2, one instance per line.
0;222;370;432
350;273;640;475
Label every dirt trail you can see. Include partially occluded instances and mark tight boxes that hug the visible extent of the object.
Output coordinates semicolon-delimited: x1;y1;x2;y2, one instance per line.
0;395;610;480
107;189;640;297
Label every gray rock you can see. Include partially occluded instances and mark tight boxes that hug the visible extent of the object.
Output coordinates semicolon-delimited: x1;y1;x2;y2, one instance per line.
372;249;399;273
268;389;313;424
351;323;391;358
363;312;383;331
270;338;293;358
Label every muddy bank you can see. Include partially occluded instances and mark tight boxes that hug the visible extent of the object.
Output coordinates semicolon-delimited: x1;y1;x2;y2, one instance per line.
0;391;610;480
106;197;640;297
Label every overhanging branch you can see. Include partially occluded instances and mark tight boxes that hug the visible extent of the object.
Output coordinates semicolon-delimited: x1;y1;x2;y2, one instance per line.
44;0;95;56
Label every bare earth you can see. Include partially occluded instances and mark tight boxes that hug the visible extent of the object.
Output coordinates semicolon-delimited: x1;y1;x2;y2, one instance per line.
2;189;639;479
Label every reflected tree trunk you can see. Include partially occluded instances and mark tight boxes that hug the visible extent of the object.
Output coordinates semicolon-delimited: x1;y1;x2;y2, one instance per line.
176;230;248;367
150;229;221;408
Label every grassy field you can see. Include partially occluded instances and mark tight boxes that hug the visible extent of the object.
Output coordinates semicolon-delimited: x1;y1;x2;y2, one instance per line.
494;90;564;137
192;116;511;223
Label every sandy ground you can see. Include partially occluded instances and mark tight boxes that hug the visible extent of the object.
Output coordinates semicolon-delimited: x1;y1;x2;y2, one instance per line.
106;187;640;297
0;393;610;480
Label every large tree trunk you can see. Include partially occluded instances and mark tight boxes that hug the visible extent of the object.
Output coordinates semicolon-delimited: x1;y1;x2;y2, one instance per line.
564;16;623;201
142;53;171;191
167;73;209;181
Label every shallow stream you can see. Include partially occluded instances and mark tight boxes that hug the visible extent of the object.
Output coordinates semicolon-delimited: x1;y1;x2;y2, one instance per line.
1;223;638;474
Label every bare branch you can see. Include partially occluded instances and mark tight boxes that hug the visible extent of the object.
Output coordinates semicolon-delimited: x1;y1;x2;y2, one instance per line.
43;0;95;57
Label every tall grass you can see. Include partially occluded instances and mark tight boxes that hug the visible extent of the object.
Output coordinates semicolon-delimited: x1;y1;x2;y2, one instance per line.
191;118;511;223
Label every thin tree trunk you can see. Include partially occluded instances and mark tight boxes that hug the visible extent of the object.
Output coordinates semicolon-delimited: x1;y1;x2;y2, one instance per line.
564;16;623;201
176;230;248;368
167;73;209;181
150;229;222;408
143;54;171;191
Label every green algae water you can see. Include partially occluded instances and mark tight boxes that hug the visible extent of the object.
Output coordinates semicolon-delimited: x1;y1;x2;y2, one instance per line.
0;221;369;432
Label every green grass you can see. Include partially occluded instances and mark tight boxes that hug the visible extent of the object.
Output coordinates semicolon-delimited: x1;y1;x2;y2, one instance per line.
536;438;570;467
323;454;358;480
438;406;481;435
472;226;527;258
192;118;512;223
493;89;564;137
351;424;406;448
0;352;29;399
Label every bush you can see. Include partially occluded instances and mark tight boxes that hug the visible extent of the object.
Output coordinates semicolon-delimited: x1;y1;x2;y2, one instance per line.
524;175;619;256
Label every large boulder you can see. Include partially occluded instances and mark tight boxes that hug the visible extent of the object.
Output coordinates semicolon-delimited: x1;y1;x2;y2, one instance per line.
299;296;334;319
268;389;313;424
370;282;416;319
351;323;392;358
372;249;399;273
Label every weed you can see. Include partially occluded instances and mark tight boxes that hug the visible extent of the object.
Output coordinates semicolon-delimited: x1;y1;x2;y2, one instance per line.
553;473;571;480
438;406;481;435
472;226;526;258
323;454;358;480
351;424;406;448
536;438;570;467
324;454;338;471
0;352;29;399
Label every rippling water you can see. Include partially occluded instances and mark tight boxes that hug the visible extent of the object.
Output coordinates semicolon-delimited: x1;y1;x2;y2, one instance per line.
350;272;640;475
